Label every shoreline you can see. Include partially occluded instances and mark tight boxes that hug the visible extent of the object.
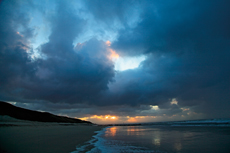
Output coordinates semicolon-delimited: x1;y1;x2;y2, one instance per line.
0;121;104;153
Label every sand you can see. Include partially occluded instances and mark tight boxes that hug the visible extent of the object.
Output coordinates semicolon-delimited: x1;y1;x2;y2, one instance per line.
0;122;103;153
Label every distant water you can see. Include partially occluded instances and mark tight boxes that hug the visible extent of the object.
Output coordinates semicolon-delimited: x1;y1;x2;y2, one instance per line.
73;120;230;153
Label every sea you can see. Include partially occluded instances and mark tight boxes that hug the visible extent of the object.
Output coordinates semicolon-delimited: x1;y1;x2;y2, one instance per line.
72;119;230;153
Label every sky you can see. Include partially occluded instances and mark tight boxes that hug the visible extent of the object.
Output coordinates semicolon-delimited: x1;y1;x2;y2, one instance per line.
0;0;230;124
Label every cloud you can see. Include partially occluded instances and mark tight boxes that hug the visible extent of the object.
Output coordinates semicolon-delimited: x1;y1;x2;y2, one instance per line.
0;0;36;100
0;0;115;105
106;0;230;117
0;0;230;122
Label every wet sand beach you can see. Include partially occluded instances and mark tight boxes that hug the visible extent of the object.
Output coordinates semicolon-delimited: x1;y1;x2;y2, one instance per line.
0;122;102;153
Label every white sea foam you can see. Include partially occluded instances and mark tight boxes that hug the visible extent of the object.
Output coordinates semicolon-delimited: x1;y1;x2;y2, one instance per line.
71;127;108;153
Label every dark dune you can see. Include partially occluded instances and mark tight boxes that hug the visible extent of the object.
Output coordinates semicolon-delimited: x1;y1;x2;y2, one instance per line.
0;101;91;124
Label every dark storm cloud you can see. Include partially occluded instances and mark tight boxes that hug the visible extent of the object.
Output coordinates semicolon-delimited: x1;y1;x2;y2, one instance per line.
107;0;230;117
31;38;114;103
0;0;36;100
113;0;230;55
84;0;140;22
26;2;115;104
0;0;114;104
0;0;230;120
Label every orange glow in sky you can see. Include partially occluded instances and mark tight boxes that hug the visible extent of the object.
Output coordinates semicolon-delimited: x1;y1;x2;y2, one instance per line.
109;49;119;59
16;31;23;37
80;115;118;121
106;40;111;46
111;116;116;119
79;113;199;124
105;40;119;60
127;117;137;122
79;115;160;124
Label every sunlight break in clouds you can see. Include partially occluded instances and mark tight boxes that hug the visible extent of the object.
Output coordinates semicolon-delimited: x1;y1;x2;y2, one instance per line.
106;41;146;71
114;55;146;71
150;105;159;110
170;98;178;105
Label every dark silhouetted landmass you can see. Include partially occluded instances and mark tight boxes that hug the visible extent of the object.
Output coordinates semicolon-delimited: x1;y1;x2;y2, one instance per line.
0;101;91;124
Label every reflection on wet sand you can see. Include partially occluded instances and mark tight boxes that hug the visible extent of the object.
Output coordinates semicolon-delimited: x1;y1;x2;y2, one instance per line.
100;126;230;153
152;130;161;146
127;126;145;136
153;138;161;146
105;126;117;137
174;142;182;151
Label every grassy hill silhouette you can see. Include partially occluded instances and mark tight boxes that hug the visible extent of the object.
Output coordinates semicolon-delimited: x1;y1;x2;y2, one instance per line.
0;101;91;124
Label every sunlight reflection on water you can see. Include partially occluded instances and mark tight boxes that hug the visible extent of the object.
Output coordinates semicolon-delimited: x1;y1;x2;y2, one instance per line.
100;126;230;153
105;126;117;137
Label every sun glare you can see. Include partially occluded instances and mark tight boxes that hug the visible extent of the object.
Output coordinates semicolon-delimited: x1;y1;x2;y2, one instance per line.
111;116;116;119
